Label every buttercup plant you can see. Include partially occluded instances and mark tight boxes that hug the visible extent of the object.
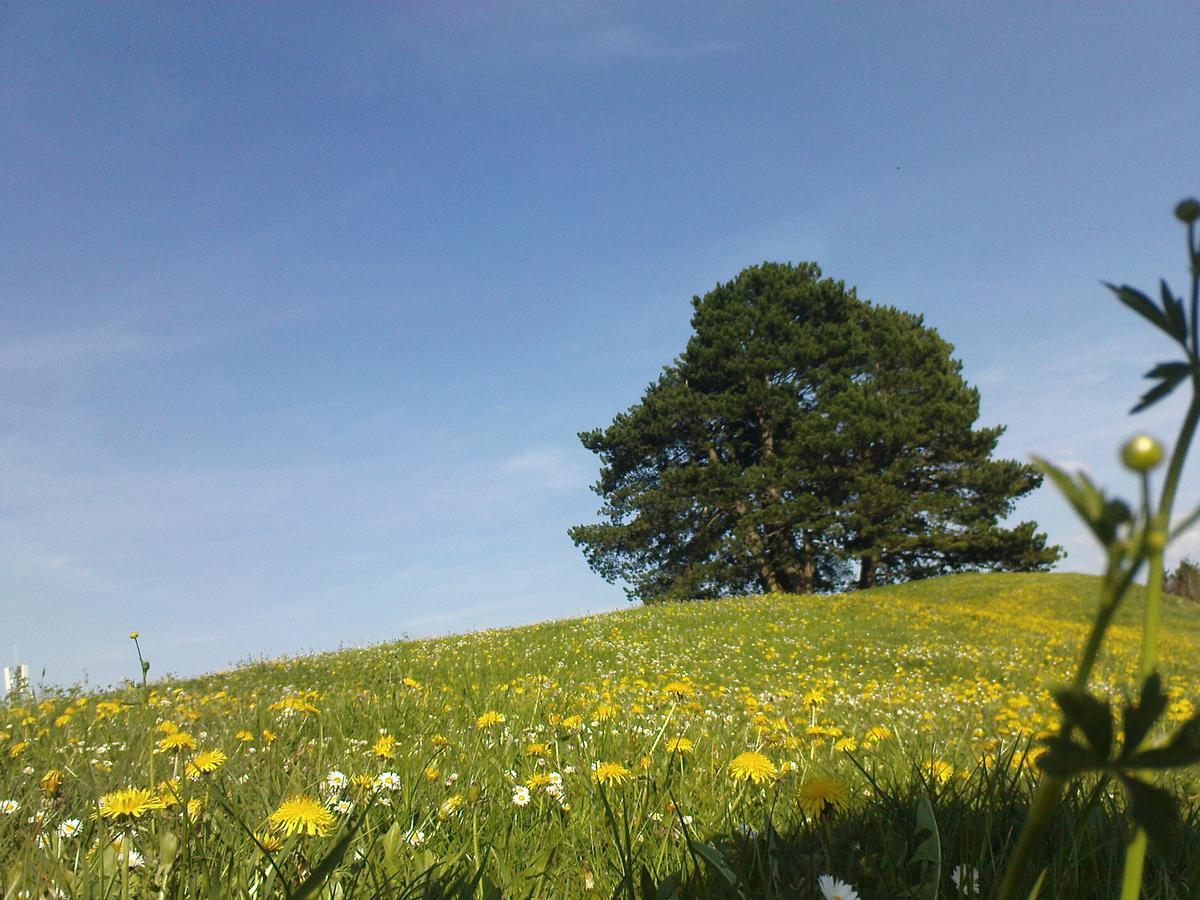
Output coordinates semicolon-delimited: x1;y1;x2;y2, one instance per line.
998;197;1200;899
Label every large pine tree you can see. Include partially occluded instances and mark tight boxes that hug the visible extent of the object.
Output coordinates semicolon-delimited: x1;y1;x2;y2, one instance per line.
569;262;1061;602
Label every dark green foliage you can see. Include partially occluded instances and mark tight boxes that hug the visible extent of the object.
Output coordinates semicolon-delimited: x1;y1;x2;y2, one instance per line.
570;262;1062;602
1165;556;1200;602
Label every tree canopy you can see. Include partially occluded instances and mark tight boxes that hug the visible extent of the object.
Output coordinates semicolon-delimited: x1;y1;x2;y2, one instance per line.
569;262;1062;602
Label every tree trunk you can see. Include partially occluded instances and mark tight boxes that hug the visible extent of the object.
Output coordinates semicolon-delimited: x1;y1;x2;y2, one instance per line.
708;445;782;593
858;554;876;589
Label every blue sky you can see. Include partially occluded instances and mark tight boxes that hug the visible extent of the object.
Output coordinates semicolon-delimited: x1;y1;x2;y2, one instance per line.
3;2;1200;689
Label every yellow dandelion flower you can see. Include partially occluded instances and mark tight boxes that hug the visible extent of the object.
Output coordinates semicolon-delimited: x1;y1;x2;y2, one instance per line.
475;710;506;729
423;766;439;782
797;777;850;818
186;749;227;780
431;734;450;748
402;677;422;689
929;759;954;784
663;681;695;698
234;730;255;743
561;715;584;730
437;794;464;820
728;751;777;784
526;742;549;757
802;689;827;707
254;830;284;853
833;737;858;752
269;696;320;715
593;702;619;721
40;769;64;796
666;736;694;755
98;788;164;820
157;779;181;808
157;731;198;753
155;721;180;734
527;772;552;789
593;762;632;786
371;734;397;759
260;729;277;744
268;794;335;837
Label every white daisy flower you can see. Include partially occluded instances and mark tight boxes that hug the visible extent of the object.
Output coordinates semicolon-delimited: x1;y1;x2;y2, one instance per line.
58;818;83;838
817;875;860;900
0;800;19;815
511;786;531;807
376;771;402;791
951;865;981;894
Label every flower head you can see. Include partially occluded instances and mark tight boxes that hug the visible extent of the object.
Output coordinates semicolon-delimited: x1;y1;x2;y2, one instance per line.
268;794;335;837
98;788;164;821
666;736;694;755
818;874;860;900
185;749;227;779
592;762;632;786
476;710;506;729
728;751;776;784
798;777;850;818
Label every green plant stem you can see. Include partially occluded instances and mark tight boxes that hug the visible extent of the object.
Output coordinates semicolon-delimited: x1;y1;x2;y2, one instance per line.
1118;397;1200;897
1120;830;1149;900
998;549;1145;900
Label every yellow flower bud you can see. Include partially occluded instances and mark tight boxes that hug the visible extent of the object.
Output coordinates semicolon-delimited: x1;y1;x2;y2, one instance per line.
1120;435;1164;473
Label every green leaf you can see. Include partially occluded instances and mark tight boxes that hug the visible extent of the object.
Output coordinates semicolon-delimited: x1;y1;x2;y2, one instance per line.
1031;457;1114;545
1035;736;1105;777
1161;279;1188;344
1127;713;1200;769
1025;869;1048;900
687;841;737;886
1121;673;1168;755
1133;365;1190;413
1052;688;1114;757
1108;282;1177;340
1119;775;1180;853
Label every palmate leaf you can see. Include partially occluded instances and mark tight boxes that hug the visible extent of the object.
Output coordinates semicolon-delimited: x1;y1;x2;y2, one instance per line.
1127;713;1200;769
1035;735;1105;777
1031;457;1130;546
1052;688;1114;758
1133;361;1195;413
1121;672;1168;754
1107;282;1187;345
1161;279;1188;344
1119;775;1181;853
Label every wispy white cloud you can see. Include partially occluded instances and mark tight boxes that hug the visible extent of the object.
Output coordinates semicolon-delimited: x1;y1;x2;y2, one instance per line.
500;446;588;491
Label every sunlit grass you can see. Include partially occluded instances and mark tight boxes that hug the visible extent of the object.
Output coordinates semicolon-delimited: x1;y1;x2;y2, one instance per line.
1;572;1198;897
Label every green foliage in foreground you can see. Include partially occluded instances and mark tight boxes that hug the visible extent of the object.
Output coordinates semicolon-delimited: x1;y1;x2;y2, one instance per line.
2;573;1199;897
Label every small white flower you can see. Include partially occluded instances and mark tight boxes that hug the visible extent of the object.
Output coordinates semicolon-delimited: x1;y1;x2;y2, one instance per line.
404;828;427;847
0;800;19;815
332;799;353;815
817;874;860;900
376;771;402;791
58;818;83;839
951;865;981;894
325;770;348;791
511;786;531;807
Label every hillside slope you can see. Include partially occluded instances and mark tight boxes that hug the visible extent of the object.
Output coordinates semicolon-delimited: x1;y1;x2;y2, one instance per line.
2;572;1198;897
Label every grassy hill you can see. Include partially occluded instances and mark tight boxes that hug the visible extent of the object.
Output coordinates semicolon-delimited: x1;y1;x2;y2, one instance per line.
2;572;1199;897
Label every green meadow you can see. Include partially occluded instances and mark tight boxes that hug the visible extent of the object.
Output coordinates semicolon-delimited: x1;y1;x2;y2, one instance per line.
2;572;1199;897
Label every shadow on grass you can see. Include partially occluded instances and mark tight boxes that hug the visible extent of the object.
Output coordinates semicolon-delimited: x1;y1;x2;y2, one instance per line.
666;761;1200;899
